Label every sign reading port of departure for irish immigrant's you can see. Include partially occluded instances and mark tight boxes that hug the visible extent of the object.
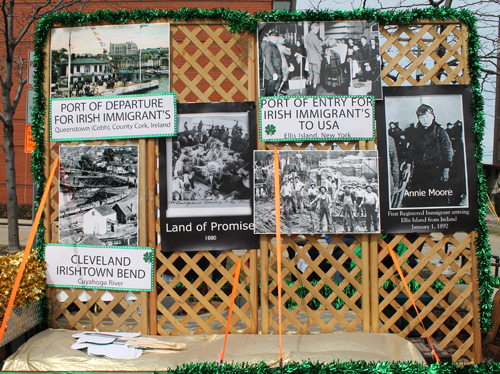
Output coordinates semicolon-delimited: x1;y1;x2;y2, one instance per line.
259;95;374;142
50;93;177;141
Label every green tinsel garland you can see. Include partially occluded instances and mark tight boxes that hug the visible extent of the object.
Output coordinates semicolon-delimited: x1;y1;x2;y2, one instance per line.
167;361;500;373
48;361;500;373
32;7;492;331
10;361;499;373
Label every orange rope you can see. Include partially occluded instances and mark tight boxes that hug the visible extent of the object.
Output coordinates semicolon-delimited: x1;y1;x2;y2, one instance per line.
273;147;283;363
386;243;440;363
0;157;60;344
220;257;242;363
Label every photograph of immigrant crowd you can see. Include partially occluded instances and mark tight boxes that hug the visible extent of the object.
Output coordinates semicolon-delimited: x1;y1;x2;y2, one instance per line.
50;23;170;98
59;145;139;247
382;90;469;210
258;21;382;99
161;103;255;218
254;150;380;234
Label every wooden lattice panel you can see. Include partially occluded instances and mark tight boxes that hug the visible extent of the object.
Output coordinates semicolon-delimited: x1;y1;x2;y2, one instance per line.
260;140;372;334
153;22;258;335
261;233;369;334
170;23;253;103
154;250;257;335
380;22;469;86
373;233;480;363
50;288;148;332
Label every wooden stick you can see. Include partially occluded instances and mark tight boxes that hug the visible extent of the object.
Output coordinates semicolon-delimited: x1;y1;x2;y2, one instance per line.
361;234;370;332
370;234;379;333
273;147;283;362
470;231;482;363
147;138;158;335
220;258;242;362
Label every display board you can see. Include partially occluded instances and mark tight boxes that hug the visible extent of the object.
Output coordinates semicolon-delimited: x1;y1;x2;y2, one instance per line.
30;8;488;363
159;101;259;252
376;85;478;233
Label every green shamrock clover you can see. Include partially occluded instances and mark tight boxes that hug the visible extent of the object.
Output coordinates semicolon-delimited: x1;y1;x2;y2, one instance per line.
265;124;276;136
143;251;154;264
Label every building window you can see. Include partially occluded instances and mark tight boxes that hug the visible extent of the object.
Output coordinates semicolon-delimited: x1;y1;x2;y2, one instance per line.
84;65;90;73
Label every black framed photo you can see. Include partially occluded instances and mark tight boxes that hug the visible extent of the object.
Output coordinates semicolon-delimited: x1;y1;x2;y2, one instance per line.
376;85;478;233
258;21;382;99
159;102;258;252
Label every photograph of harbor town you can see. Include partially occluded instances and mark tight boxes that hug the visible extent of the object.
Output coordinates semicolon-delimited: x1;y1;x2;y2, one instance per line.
50;23;169;98
59;145;139;246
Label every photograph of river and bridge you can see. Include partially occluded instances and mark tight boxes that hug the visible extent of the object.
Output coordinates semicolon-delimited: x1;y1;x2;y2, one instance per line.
50;23;169;98
59;145;139;246
254;150;379;234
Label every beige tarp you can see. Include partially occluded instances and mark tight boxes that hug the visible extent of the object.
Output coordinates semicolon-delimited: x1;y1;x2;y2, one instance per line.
3;329;425;371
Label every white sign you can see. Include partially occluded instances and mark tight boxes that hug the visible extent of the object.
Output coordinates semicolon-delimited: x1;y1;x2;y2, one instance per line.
50;92;177;141
45;244;154;292
26;89;34;124
28;50;35;87
259;95;375;142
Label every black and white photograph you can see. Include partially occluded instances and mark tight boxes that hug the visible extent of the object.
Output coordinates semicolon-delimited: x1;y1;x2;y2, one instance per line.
376;85;478;233
50;23;169;98
258;21;382;99
163;106;253;218
254;150;380;234
59;145;139;246
159;102;259;252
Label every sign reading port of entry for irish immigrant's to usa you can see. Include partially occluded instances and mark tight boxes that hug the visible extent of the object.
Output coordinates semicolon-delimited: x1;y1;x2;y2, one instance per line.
45;244;154;292
50;92;177;141
259;95;375;142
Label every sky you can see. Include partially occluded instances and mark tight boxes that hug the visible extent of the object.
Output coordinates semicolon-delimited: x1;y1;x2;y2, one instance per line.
296;0;499;164
51;23;170;55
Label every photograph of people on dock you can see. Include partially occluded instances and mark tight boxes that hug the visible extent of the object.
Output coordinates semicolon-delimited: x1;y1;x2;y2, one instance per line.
258;21;382;99
50;23;169;98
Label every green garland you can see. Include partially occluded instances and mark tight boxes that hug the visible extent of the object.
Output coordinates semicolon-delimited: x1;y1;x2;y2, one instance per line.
169;361;500;373
20;361;500;373
32;7;492;331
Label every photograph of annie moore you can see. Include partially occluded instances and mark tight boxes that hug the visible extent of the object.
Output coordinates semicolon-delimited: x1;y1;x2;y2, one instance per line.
385;94;468;209
59;145;138;246
254;150;380;234
165;112;252;218
258;21;382;99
